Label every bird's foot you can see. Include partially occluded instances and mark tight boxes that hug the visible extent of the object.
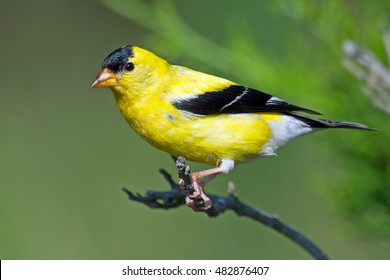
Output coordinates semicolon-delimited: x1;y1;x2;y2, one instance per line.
178;178;212;211
176;156;225;211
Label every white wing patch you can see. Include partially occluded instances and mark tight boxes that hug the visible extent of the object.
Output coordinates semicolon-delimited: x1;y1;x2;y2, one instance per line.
169;94;198;104
266;96;284;105
220;87;249;111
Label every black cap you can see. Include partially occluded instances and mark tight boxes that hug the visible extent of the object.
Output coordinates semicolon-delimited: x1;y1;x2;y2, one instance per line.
101;45;133;72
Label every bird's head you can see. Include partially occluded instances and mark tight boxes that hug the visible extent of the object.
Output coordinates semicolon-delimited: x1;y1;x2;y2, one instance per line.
91;45;170;94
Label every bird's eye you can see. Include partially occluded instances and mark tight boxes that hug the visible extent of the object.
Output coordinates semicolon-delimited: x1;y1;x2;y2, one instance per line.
124;62;134;72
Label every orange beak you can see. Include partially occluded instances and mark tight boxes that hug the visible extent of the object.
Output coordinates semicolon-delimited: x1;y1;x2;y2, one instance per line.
91;68;119;88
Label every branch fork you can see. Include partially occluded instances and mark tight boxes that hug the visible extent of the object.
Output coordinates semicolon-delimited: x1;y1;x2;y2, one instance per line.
122;156;329;260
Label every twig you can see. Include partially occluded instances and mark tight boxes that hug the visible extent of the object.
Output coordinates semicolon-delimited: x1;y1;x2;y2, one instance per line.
122;158;330;260
342;34;390;115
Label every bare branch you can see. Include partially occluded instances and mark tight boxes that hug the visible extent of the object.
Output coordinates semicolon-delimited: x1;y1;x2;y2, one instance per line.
122;158;330;260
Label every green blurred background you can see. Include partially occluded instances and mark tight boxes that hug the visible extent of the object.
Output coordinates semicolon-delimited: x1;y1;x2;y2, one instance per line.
1;0;390;259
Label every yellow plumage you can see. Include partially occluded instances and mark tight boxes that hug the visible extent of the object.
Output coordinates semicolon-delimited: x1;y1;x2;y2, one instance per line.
92;45;370;210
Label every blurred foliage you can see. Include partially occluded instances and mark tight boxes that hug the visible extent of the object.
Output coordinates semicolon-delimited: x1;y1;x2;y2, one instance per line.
272;0;390;237
102;0;390;236
2;0;390;260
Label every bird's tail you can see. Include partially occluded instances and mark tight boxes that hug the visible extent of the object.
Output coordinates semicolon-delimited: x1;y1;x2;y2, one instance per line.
287;112;375;131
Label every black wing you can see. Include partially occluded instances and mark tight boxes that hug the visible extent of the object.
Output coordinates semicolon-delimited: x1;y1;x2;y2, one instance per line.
172;85;321;115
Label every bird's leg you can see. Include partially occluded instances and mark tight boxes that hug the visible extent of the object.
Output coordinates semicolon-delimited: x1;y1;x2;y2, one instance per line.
198;173;218;188
190;168;221;199
193;168;222;185
179;168;221;211
177;158;235;211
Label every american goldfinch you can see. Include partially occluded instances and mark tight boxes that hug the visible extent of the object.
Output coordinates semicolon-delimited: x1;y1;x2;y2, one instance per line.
92;45;371;210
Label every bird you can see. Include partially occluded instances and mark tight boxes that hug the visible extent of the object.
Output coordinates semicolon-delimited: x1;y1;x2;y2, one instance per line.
91;45;372;210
